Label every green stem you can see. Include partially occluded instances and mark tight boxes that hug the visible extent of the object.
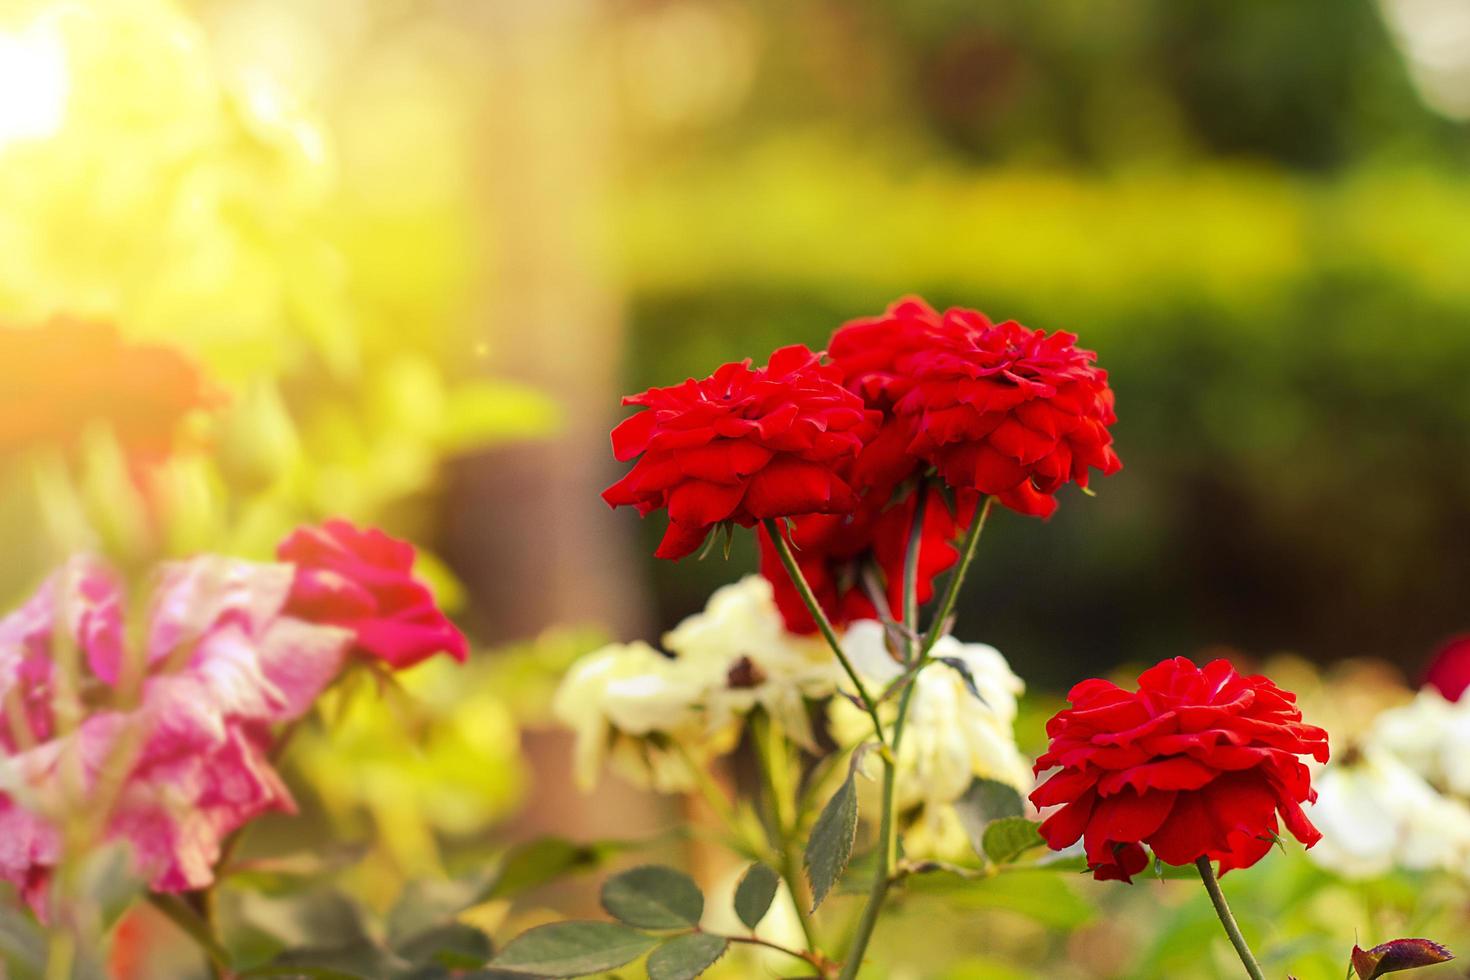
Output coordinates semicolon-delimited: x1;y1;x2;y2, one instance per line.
917;496;993;661
726;932;835;977
1195;857;1267;980
840;493;993;980
679;743;743;835
148;893;231;976
900;491;927;656
752;713;821;955
762;519;887;746
839;493;926;980
187;716;315;978
838;759;896;980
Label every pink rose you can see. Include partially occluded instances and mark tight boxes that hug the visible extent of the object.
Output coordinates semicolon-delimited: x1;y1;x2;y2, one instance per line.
0;556;350;912
277;519;468;670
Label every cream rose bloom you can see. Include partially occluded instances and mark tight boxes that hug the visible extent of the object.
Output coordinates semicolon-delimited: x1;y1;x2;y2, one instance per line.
1370;689;1470;796
1309;687;1470;879
1310;748;1470;878
554;576;845;792
833;621;1031;854
552;641;715;792
663;576;842;749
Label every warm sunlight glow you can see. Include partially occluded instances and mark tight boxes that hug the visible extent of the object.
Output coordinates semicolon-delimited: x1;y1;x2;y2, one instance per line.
0;23;69;148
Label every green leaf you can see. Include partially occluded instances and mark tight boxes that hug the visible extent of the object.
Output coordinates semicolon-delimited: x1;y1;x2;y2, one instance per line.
981;817;1045;865
266;941;400;978
236;938;403;978
386;877;490;946
396;923;493;969
234;888;373;951
79;841;143;931
491;921;658;977
935;657;988;705
647;933;729;980
148;893;235;974
0;904;45;972
484;837;619;902
804;751;863;911
952;777;1025;856
909;871;1093;931
733;863;780;930
600;865;704;930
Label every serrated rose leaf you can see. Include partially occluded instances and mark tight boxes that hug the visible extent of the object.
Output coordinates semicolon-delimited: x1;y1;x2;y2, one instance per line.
601;865;704;930
805;746;874;912
491;921;657;976
647;933;729;980
981;817;1045;865
733;863;780;930
953;777;1026;855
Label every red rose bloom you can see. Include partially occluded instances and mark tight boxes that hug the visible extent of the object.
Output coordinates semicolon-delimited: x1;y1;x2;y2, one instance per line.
602;345;875;560
1425;634;1470;702
1030;657;1329;883
827;297;952;499
0;317;218;459
894;307;1120;518
757;486;976;634
754;300;995;634
277;519;468;670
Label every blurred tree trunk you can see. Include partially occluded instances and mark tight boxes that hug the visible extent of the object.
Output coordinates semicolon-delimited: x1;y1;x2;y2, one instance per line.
445;0;666;850
449;0;648;644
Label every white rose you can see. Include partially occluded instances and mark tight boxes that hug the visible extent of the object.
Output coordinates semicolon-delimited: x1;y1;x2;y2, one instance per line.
834;621;1031;848
552;641;711;792
663;576;842;748
1370;688;1470;796
1309;748;1470;879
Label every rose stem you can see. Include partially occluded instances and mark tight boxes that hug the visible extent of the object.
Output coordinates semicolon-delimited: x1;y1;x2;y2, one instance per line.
841;492;992;980
917;495;993;661
837;491;927;979
1195;856;1267;980
762;519;886;746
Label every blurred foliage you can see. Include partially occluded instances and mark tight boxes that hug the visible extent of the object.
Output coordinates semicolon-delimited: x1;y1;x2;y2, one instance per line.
0;0;557;603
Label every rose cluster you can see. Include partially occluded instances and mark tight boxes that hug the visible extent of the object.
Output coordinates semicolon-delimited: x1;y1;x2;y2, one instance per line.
0;520;464;913
603;297;1121;633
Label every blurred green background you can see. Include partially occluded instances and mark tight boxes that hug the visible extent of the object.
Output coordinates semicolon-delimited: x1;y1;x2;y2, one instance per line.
605;0;1470;690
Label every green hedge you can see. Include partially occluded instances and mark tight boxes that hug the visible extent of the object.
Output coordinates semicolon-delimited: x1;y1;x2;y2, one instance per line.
613;149;1470;686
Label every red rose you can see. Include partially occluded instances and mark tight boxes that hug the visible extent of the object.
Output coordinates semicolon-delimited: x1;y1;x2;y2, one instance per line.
828;297;952;499
757;485;976;634
894;307;1120;518
602;345;876;560
750;300;981;635
1030;657;1329;882
0;317;218;459
277;520;468;670
1425;634;1470;702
